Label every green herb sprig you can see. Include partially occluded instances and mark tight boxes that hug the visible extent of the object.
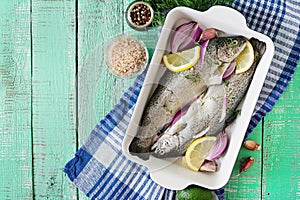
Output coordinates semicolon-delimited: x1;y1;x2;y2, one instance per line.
143;0;234;26
184;74;199;83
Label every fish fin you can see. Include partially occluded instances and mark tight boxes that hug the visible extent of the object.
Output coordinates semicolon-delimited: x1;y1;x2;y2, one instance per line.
129;137;151;160
249;38;266;56
193;126;211;139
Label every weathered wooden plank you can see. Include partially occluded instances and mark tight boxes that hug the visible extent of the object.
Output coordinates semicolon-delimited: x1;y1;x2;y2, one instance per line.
77;1;159;198
77;0;158;144
31;0;77;199
225;123;263;199
0;0;32;199
77;1;126;199
263;61;300;199
77;0;130;143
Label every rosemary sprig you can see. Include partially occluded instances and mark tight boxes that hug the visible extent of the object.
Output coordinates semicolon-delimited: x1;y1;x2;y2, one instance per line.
143;0;234;26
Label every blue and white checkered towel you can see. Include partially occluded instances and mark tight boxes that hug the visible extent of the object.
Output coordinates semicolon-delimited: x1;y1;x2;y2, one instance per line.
64;0;300;199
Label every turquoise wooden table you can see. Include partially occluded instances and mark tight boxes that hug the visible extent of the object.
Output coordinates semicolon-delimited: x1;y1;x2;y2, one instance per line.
0;0;299;199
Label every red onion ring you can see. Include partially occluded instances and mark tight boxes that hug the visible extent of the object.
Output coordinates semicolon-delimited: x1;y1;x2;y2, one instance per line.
170;21;202;53
206;130;229;160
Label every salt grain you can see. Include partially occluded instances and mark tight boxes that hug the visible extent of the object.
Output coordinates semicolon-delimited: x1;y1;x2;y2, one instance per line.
107;36;147;78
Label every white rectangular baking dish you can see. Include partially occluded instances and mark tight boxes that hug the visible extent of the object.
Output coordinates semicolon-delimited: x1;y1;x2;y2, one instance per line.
122;6;274;190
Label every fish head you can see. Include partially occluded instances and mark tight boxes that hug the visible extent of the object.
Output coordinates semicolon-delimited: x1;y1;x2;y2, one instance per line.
216;36;247;62
152;134;179;157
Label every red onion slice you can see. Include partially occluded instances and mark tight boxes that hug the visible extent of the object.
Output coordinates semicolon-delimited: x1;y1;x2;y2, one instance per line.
223;60;236;79
170;21;202;53
171;107;189;126
200;40;209;63
206;131;229;160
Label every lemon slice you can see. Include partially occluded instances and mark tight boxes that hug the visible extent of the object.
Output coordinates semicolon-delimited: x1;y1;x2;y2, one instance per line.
235;40;255;74
163;46;200;72
185;136;217;172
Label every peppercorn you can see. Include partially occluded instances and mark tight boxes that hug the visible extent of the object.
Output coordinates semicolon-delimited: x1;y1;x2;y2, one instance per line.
129;4;151;26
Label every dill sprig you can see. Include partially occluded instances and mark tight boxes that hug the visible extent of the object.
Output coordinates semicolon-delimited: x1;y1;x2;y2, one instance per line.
143;0;234;26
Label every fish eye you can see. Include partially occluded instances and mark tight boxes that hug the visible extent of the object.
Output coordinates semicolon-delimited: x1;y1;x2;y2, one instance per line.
233;40;238;45
162;140;169;147
160;150;164;155
155;148;159;153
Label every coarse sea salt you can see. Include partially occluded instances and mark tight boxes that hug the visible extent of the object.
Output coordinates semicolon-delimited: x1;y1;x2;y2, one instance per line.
105;35;148;78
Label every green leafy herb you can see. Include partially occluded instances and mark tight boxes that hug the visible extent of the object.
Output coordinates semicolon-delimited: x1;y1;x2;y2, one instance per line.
231;109;241;118
224;80;230;86
214;61;220;65
143;0;234;26
184;74;199;83
210;96;218;102
219;63;225;68
225;109;241;124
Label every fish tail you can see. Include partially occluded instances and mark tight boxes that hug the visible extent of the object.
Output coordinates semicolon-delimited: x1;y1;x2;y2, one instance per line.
249;38;266;57
129;137;151;160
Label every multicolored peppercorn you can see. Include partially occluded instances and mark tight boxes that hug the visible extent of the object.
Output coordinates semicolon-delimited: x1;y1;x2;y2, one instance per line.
129;4;151;26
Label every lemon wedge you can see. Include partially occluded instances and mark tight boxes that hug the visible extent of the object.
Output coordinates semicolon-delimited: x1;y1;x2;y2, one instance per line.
163;46;200;72
185;136;217;172
235;40;255;74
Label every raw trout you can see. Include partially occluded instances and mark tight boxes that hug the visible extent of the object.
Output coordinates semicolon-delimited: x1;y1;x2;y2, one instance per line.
151;38;266;158
129;63;207;160
129;36;247;160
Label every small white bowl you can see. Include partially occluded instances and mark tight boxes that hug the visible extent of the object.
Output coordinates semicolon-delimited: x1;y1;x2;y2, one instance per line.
126;1;154;31
122;6;274;190
103;34;149;79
